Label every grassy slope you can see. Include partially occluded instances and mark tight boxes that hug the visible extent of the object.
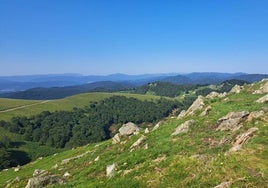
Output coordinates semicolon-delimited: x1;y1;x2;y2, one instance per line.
1;85;268;187
0;92;162;121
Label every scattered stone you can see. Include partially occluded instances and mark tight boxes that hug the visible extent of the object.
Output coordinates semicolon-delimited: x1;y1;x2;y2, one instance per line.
152;121;162;131
171;120;195;136
25;175;65;188
144;128;149;134
63;172;71;178
94;156;100;162
214;181;232;188
230;85;243;94
216;111;249;131
61;151;91;165
143;143;149;150
130;135;147;150
112;133;121;144
228;127;258;153
14;166;21;172
200;106;212;116
119;122;139;136
256;94;268;103
106;163;116;177
33;169;48;177
51;164;58;169
38;157;43;160
5;177;21;188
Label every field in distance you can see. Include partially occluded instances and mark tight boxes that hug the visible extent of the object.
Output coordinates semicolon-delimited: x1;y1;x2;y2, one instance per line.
0;92;163;121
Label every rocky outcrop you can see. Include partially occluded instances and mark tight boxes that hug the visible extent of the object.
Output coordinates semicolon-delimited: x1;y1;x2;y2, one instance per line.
186;96;205;116
200;106;212;116
152;121;162;131
216;111;249;131
256;94;268;103
228;127;258;153
177;110;186;119
106;163;116;177
253;80;268;94
247;110;265;121
33;169;48;177
112;133;121;144
25;175;65;188
177;96;205;118
206;92;227;99
130;135;147;151
171;120;195;136
230;85;243;94
119;122;139;136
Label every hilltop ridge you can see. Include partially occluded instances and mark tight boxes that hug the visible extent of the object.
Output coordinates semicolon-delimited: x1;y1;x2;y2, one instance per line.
0;80;268;187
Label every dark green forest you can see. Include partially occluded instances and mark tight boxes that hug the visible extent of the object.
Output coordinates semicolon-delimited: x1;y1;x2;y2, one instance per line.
0;96;186;150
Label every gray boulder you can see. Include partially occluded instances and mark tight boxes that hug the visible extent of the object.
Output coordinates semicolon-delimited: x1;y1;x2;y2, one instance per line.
25;175;65;188
216;111;249;131
186;96;205;116
106;163;116;177
228;127;258;153
119;122;139;136
230;85;243;94
200;106;212;117
256;94;268;103
130;135;147;150
172;120;195;136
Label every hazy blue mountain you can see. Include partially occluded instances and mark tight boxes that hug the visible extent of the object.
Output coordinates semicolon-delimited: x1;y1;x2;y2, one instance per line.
0;81;134;100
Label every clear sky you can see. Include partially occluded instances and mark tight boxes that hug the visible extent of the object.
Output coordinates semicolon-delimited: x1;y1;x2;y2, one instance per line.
0;0;268;76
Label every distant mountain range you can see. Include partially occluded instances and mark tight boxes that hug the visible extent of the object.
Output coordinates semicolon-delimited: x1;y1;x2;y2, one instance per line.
0;72;267;99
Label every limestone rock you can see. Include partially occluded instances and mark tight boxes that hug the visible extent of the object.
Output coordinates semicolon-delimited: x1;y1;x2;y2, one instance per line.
112;133;121;144
152;121;162;131
171;120;195;136
144;128;149;134
256;94;268;103
230;85;243;94
186;96;205;116
253;80;268;94
216;111;249;131
14;166;21;172
119;122;139;136
200;106;212;117
25;175;65;188
63;172;71;178
94;156;100;162
247;110;265;121
106;163;116;177
229;127;258;153
177;110;186;119
214;181;232;188
61;151;91;165
33;169;48;177
206;91;227;99
130;135;147;150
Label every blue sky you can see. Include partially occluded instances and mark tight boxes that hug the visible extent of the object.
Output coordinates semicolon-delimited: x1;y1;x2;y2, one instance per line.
0;0;268;75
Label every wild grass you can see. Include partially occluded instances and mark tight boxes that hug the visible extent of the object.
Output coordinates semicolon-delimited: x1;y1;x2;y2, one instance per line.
0;86;267;187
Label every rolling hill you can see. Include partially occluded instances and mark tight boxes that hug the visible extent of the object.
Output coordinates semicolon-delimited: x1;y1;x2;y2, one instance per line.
0;79;267;187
